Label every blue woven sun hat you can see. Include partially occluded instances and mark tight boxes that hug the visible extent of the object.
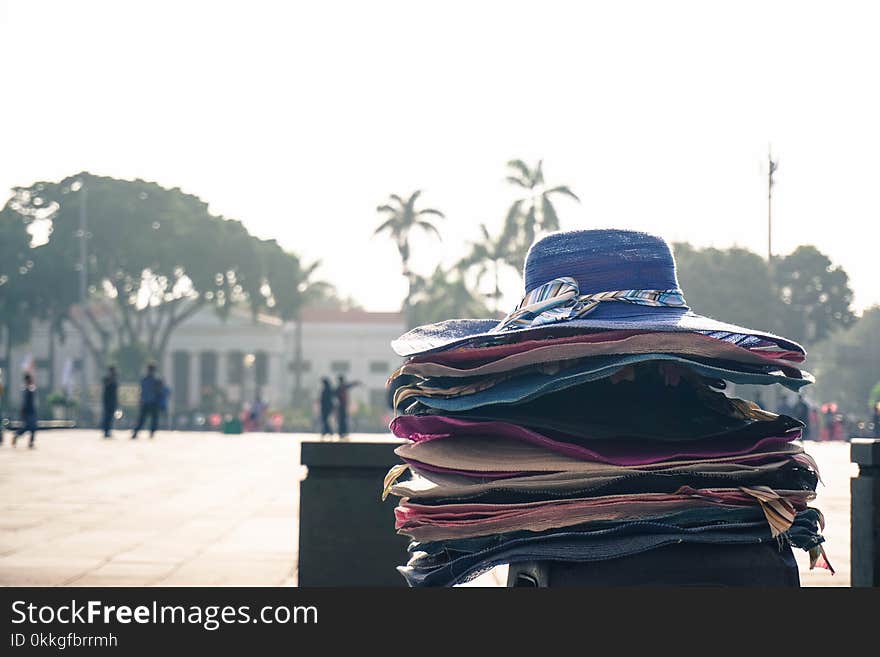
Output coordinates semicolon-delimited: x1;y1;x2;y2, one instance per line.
392;229;804;358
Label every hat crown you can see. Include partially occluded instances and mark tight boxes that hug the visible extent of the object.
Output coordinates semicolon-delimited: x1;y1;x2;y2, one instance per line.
523;229;680;294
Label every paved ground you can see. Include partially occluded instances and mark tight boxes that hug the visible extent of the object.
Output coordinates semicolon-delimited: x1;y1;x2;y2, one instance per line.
0;429;305;586
0;430;851;586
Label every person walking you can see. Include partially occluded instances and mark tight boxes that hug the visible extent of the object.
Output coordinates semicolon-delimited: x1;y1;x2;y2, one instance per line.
248;394;266;432
101;366;119;438
319;378;335;436
793;395;811;441
131;363;162;440
12;372;37;449
334;374;360;438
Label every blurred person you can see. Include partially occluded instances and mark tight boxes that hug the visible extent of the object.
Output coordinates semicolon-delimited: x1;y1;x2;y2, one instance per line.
793;395;811;441
101;366;119;438
249;394;266;431
131;363;162;440
335;374;360;438
822;403;838;441
319;378;335;436
874;402;880;438
12;372;37;449
832;413;846;441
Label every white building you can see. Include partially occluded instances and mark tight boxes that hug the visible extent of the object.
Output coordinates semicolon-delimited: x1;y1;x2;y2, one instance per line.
295;308;408;411
0;306;406;420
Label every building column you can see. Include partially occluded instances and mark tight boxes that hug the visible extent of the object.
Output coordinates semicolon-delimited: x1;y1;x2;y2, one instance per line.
188;352;199;412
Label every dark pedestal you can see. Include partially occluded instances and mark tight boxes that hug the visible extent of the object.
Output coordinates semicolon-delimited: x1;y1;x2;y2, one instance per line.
852;438;880;587
507;542;800;587
298;438;409;586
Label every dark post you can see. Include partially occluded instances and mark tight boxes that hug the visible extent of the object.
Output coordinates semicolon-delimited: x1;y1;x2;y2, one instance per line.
851;438;880;587
298;438;409;586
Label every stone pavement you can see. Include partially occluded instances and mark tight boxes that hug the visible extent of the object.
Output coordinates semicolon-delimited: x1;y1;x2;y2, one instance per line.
0;430;851;587
791;441;853;587
0;429;305;586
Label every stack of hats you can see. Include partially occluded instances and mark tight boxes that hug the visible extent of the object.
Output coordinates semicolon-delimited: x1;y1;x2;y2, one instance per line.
383;229;831;587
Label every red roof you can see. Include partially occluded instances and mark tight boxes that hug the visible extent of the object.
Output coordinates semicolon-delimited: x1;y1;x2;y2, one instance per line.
300;308;405;324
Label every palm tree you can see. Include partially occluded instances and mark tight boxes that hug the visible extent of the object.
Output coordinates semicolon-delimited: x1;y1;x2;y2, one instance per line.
457;223;509;314
374;190;445;314
501;159;580;270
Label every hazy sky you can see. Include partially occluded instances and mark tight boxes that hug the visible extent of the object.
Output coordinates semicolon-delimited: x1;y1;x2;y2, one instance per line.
1;1;878;314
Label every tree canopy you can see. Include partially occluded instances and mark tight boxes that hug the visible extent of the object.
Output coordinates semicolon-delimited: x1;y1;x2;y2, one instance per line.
673;242;855;346
373;190;445;322
2;172;328;375
809;306;880;414
500;159;580;271
407;266;491;328
0;205;35;402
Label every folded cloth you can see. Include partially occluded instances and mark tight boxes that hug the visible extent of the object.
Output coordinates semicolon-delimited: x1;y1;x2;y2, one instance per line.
408;370;804;442
397;353;812;413
394;330;807;381
389;457;819;504
393;434;812;475
391;414;801;465
410;505;770;556
394;486;815;541
399;509;826;587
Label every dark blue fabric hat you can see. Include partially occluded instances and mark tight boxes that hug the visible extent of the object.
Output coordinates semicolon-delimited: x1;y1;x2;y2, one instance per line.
392;229;804;357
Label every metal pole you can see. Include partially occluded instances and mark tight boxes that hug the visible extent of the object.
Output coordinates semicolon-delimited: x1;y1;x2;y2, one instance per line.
78;185;88;423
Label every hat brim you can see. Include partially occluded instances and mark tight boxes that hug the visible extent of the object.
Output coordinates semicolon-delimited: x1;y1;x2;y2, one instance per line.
405;353;811;414
391;305;804;358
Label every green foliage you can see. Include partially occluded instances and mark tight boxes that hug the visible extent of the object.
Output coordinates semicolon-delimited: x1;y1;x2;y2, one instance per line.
457;223;512;313
407;266;492;328
774;245;855;344
46;391;76;407
674;241;862;412
110;342;152;382
673;242;855;347
673;243;777;333
3;172;327;372
0;206;34;403
373;190;444;312
500;159;580;271
809;306;880;415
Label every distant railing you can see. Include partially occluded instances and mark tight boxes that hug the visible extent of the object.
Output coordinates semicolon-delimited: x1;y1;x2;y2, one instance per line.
2;418;77;430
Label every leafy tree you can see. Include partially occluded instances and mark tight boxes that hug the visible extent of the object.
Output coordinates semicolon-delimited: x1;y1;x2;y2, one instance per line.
6;172;318;377
0;206;35;406
673;243;778;334
457;223;511;313
673;242;855;348
773;245;855;344
501;159;580;270
373;190;444;315
258;239;332;400
809;306;880;415
407;266;491;328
